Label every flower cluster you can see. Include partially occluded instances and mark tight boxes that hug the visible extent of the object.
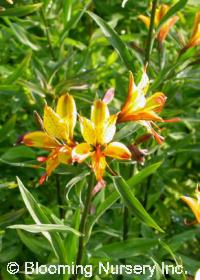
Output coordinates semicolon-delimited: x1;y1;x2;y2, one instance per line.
139;4;179;43
22;69;172;190
139;4;200;51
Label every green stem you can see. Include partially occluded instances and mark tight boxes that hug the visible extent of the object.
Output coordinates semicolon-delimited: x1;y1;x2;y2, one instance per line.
55;174;65;219
145;0;158;65
72;174;94;280
40;8;56;60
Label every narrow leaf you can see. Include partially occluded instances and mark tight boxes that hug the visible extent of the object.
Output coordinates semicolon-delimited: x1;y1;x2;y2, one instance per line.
113;176;164;232
127;162;162;186
0;3;43;17
93;238;157;258
9;224;81;236
16;177;67;263
5;51;32;84
87;11;135;71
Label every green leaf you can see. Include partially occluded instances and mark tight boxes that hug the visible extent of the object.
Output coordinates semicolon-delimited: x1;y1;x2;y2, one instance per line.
93;238;157;259
87;11;135;71
65;171;89;200
0;208;25;227
127;162;162;186
113;123;139;141
87;162;162;239
5;21;39;51
5;51;32;84
16;177;67;263
1;146;36;161
65;208;80;264
9;224;81;236
156;0;188;34
113;176;164;232
63;0;73;24
0;3;43;17
0;115;16;143
17;229;51;257
86;191;119;241
64;38;86;50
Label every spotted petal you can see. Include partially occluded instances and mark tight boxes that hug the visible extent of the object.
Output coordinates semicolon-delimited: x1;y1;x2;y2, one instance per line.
56;94;77;141
44;105;67;141
79;116;96;145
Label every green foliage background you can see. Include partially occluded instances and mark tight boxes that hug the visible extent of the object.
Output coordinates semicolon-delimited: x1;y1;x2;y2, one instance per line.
0;0;199;279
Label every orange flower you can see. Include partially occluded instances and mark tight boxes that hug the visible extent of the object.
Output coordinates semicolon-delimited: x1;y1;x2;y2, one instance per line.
22;94;77;184
72;93;131;193
118;70;170;144
139;4;179;43
185;12;200;49
182;189;200;225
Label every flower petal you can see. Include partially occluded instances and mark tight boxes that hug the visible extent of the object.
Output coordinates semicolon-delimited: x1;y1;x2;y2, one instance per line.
44;105;67;141
182;196;200;224
119;110;163;122
45;150;60;176
121;71;135;113
72;143;91;163
79;116;96;145
92;152;107;181
91;100;109;126
138;68;150;95
138;15;150;28
56;94;77;141
120;71;147;118
58;146;72;164
23;131;59;148
91;100;110;144
191;12;200;38
102;114;118;144
104;142;131;160
145;92;167;112
102;88;115;104
158;16;179;43
92;179;106;196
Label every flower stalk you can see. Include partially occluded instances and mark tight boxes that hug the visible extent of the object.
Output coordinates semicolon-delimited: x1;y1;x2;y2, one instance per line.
145;0;158;65
72;173;95;280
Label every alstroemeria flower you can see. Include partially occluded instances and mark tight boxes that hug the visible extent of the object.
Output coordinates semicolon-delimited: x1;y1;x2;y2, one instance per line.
118;70;169;144
185;12;200;49
72;93;131;193
139;4;179;43
22;94;77;184
181;189;200;225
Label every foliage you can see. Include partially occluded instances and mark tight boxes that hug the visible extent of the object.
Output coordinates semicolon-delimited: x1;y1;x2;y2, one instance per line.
0;0;199;279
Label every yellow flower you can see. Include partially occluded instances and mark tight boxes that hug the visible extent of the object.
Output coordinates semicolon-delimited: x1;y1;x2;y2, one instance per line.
139;4;179;43
72;95;131;190
181;189;200;224
6;0;13;3
22;94;77;184
118;70;169;144
185;12;200;49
